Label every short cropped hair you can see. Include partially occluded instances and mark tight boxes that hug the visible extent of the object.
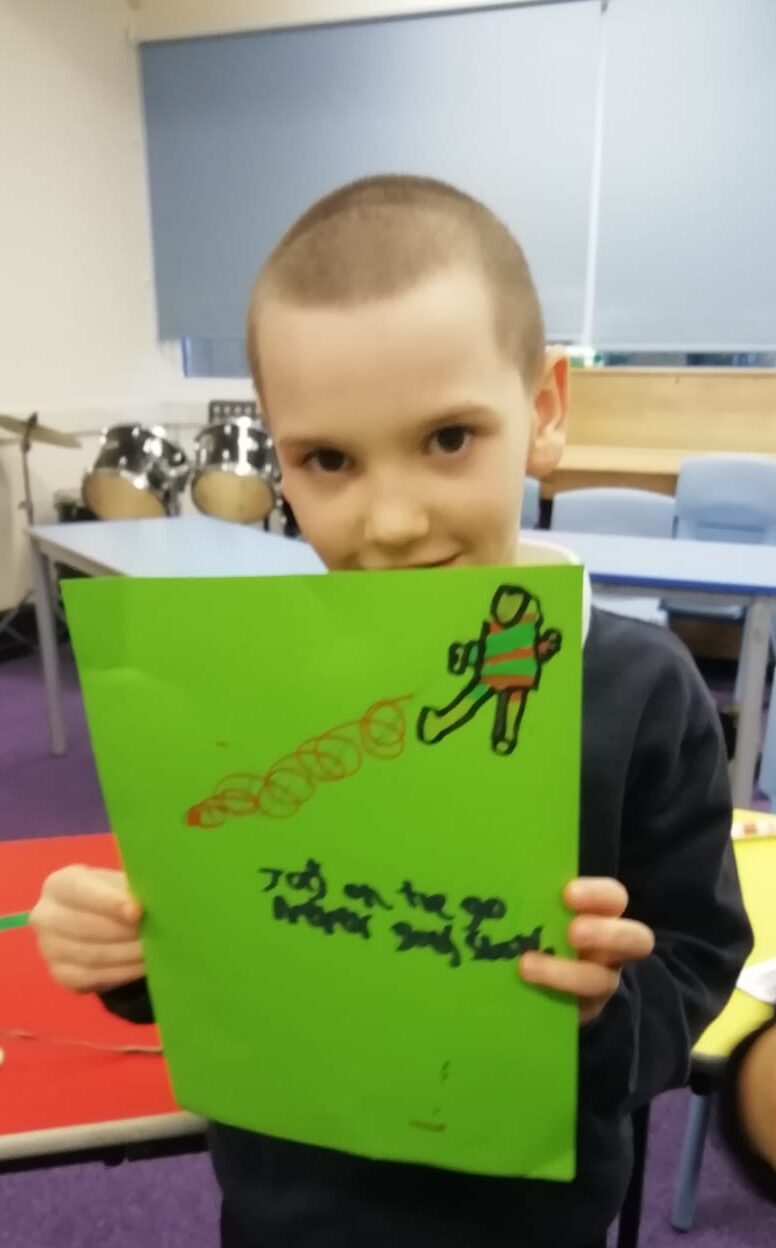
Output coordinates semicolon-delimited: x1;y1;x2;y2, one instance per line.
246;174;545;398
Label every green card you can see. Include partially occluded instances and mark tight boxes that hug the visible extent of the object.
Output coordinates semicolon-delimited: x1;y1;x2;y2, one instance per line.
64;563;582;1179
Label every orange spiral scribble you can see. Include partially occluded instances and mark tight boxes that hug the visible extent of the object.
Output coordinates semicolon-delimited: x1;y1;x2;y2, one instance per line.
185;695;413;828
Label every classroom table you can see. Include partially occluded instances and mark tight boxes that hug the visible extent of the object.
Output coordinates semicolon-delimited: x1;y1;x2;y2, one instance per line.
0;833;205;1174
544;445;692;498
548;530;776;808
545;445;776;499
28;515;325;757
29;518;776;807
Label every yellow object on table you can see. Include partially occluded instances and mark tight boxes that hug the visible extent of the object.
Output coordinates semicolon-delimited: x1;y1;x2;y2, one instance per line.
695;811;776;1061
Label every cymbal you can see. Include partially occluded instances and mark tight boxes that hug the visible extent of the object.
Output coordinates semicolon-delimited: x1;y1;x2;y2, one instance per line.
0;413;81;449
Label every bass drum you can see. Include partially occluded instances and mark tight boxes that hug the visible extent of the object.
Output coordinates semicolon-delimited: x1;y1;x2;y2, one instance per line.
192;418;280;524
83;425;189;520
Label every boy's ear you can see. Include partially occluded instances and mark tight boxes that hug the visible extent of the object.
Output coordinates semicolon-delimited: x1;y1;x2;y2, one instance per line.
526;350;569;479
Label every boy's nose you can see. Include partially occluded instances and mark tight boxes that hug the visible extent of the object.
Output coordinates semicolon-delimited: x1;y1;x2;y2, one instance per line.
363;493;431;554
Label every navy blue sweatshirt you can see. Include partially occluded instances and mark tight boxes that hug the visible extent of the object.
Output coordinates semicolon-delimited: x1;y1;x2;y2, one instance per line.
102;609;753;1247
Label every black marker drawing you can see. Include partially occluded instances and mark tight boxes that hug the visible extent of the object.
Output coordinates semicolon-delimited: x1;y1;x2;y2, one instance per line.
461;896;553;962
272;895;371;940
343;883;393;910
398;880;453;920
391;921;461;969
417;585;562;756
258;861;553;971
259;859;327;902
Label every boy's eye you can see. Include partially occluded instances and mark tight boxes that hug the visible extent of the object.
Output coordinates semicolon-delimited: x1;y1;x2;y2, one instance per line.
303;447;349;473
429;425;471;455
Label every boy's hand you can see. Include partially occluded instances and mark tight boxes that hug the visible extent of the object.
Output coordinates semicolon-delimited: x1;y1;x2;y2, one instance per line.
519;878;655;1026
29;866;145;994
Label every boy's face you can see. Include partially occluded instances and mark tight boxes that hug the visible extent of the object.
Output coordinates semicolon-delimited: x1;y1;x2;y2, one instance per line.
257;265;568;571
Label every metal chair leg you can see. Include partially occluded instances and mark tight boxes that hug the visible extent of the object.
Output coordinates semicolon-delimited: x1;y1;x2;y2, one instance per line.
671;1091;714;1232
758;672;776;811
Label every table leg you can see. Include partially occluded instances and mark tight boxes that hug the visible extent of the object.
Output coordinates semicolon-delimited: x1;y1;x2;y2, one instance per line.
731;598;771;808
30;541;67;756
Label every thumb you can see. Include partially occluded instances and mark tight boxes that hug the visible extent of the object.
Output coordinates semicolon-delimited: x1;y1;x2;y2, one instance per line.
92;868;143;923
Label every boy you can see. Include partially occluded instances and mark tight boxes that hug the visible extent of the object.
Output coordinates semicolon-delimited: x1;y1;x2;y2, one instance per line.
31;176;752;1248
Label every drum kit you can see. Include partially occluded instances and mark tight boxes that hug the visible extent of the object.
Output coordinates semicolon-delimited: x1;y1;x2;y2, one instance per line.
0;406;296;534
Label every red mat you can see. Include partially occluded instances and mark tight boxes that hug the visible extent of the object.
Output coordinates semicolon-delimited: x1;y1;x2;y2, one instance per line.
0;834;178;1136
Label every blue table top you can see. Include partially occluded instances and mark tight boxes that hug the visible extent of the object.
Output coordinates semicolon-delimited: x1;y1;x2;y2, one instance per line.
29;517;776;597
31;516;325;578
548;530;776;597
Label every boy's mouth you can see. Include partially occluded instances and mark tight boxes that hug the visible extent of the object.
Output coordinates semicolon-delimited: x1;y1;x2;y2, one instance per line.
408;554;460;569
361;554;461;571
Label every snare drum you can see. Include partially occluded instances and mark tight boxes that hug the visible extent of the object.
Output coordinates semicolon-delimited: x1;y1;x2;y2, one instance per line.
83;425;189;520
192;418;280;524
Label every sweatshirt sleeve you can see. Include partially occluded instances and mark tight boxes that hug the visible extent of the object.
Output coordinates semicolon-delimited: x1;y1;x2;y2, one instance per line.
587;642;754;1115
99;978;155;1025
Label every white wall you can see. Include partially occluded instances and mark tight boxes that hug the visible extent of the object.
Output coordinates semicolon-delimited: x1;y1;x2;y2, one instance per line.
0;1;252;611
133;0;540;42
0;0;166;413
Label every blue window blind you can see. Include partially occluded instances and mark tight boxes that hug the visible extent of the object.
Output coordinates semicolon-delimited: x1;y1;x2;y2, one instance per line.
594;0;776;351
141;2;601;349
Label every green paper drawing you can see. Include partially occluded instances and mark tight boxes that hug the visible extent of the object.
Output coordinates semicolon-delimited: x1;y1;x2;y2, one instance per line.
418;585;562;755
186;695;413;828
63;564;582;1181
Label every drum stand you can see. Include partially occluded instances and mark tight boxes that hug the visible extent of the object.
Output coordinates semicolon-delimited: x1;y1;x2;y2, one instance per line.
0;415;61;654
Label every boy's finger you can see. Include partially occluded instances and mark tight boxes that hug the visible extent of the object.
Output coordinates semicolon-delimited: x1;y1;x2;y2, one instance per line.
43;934;145;972
568;916;655;962
31;899;139;944
519;952;620;1000
53;960;148;995
86;869;143;922
563;878;628;917
48;868;141;924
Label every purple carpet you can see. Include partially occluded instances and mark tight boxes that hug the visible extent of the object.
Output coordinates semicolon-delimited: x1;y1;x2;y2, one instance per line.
1;650;773;1247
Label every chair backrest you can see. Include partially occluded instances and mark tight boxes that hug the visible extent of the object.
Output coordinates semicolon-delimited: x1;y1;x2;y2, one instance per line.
675;455;776;545
520;477;541;529
550;487;675;538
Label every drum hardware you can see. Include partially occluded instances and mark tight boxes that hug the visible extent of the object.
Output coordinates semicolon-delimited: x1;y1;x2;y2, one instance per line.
264;496;300;539
0;413;81;654
53;490;96;524
51;491;97;583
83;424;190;520
0;412;81;452
208;399;258;425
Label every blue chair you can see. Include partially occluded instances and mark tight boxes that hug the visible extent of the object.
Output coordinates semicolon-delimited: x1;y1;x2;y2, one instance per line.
670;453;776;708
675;455;776;546
550;488;675;626
521;477;541;529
